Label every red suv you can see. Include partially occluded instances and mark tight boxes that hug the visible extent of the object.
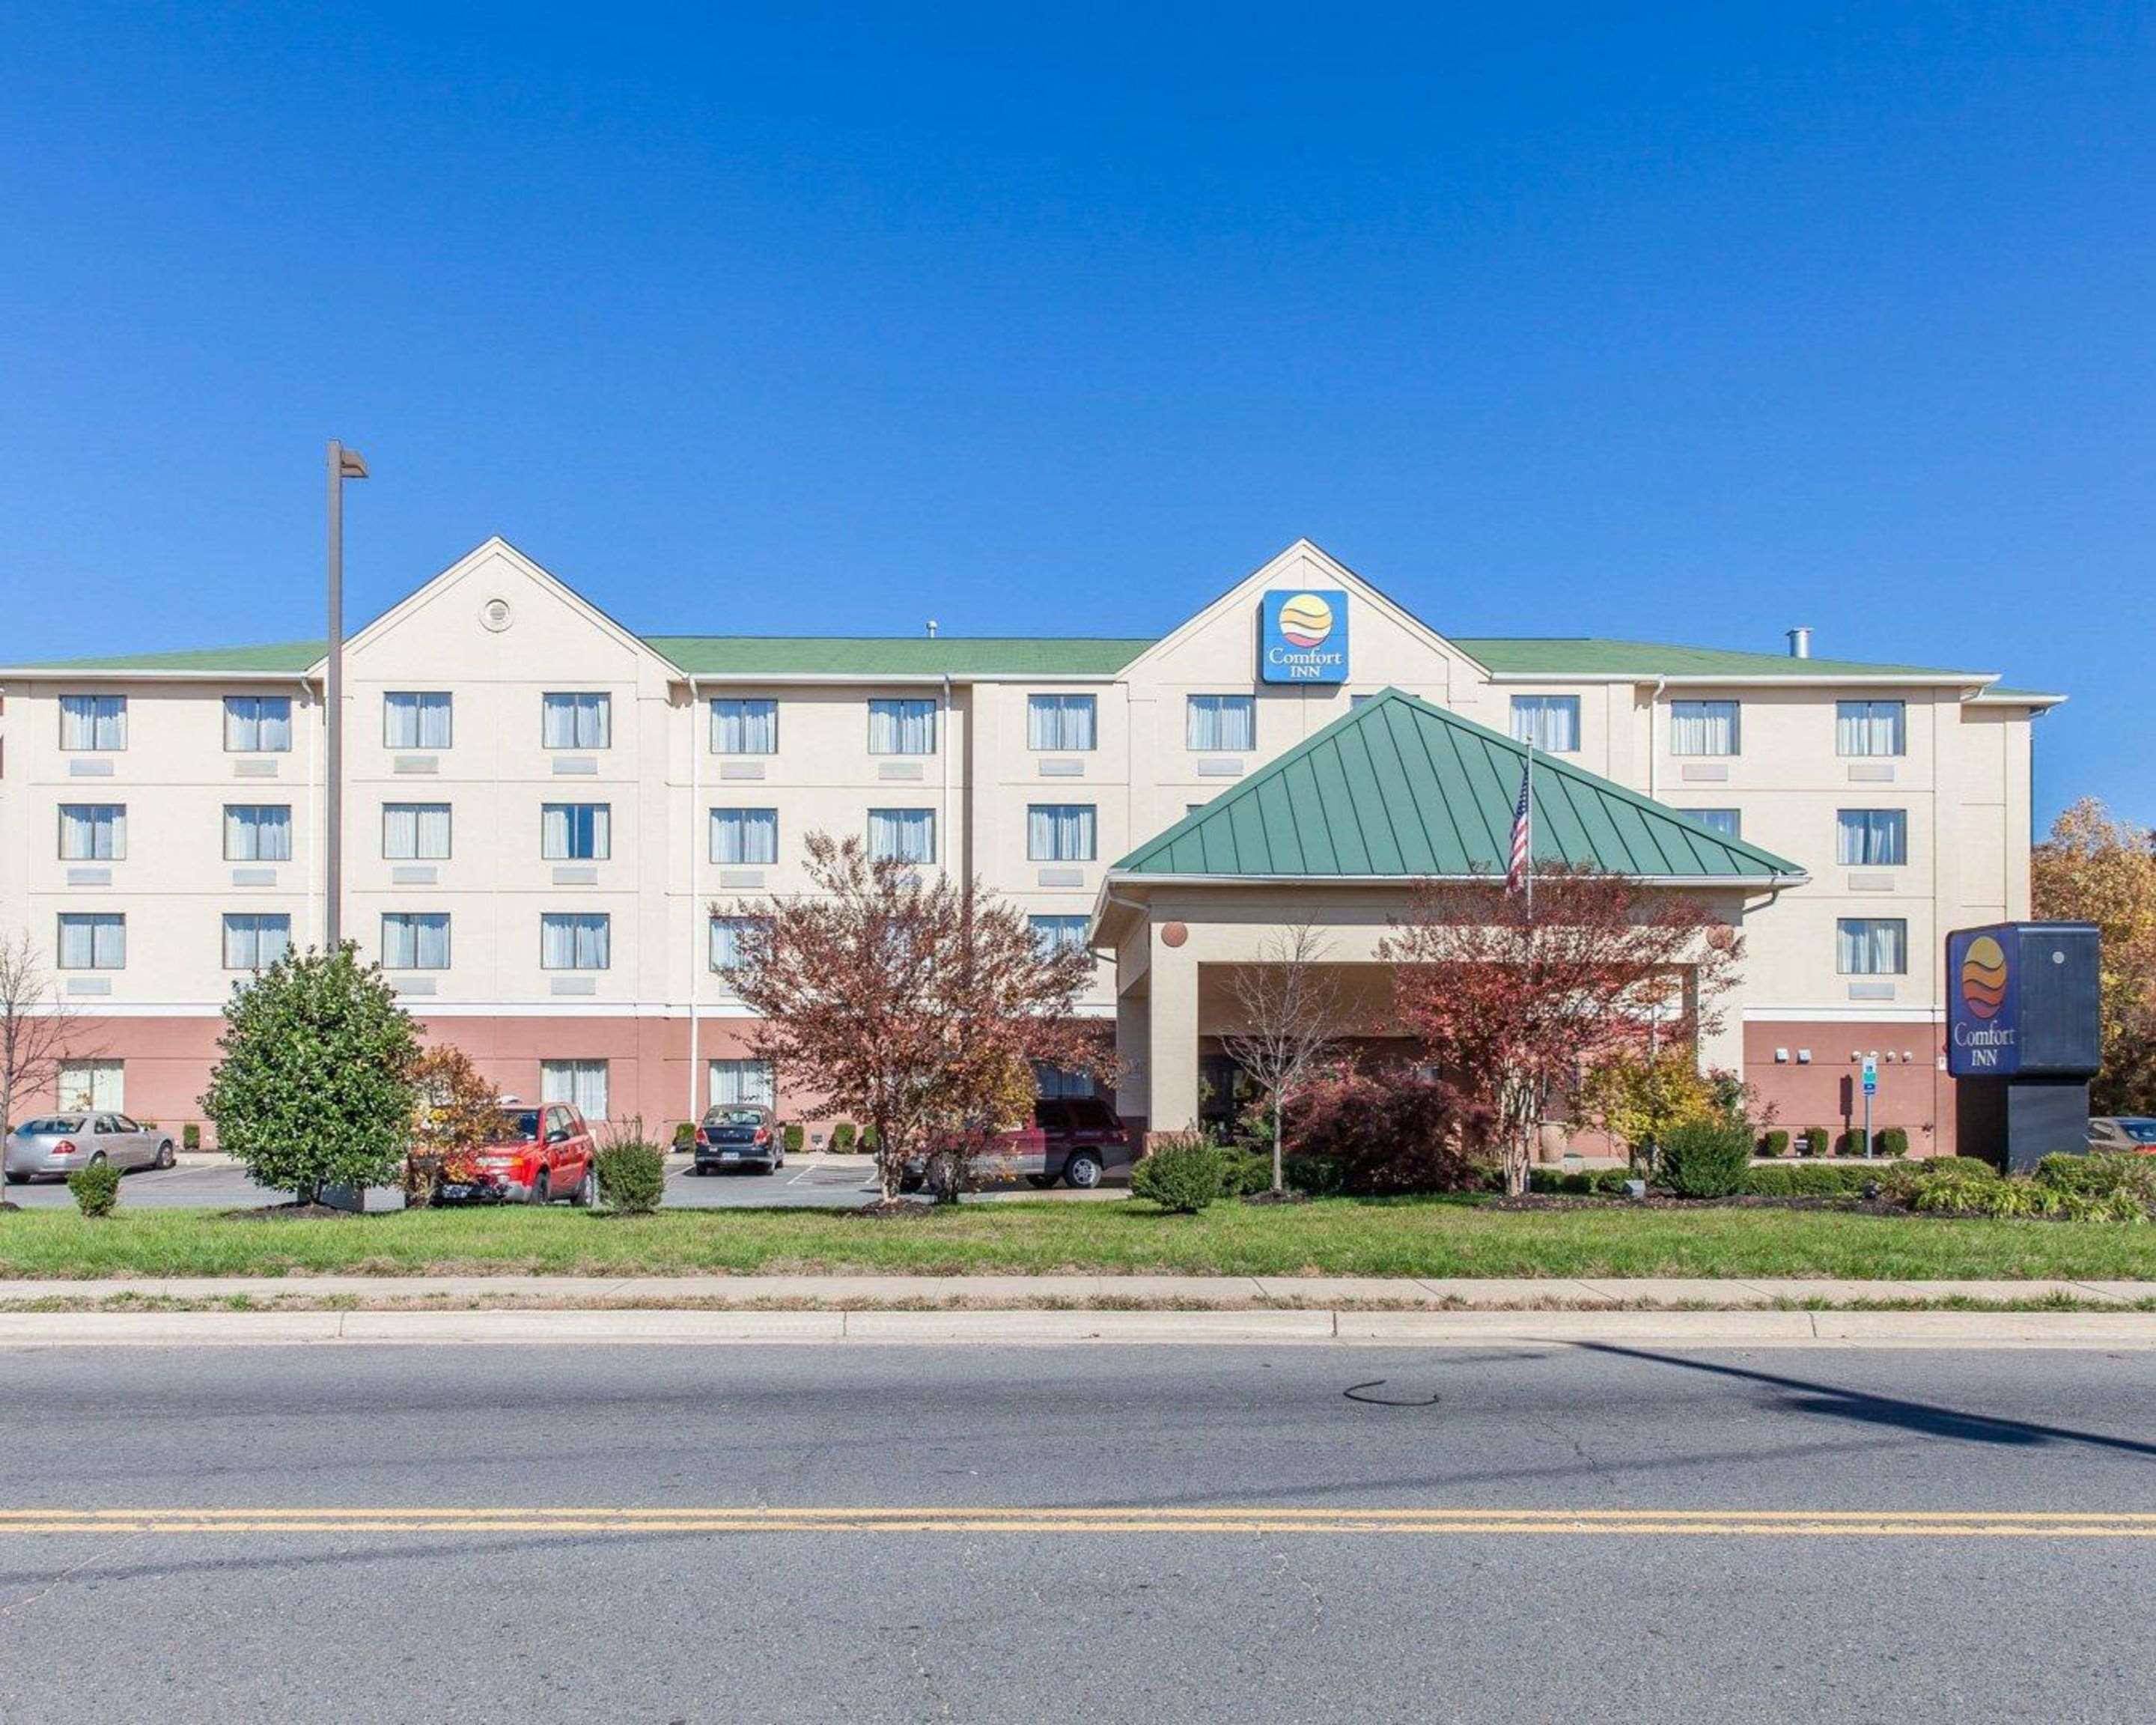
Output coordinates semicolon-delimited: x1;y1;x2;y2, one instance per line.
904;1096;1133;1193
436;1104;600;1206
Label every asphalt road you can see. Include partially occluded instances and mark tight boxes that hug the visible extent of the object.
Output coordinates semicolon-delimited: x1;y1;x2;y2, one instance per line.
1;1343;2153;1722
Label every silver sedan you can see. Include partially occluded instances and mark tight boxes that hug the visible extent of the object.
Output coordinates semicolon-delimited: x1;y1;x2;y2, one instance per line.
4;1113;177;1183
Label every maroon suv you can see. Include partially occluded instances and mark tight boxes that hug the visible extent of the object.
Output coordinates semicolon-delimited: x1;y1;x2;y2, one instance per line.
904;1096;1132;1192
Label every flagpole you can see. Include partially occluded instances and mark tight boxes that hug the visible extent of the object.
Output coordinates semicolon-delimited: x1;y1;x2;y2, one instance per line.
1523;740;1535;923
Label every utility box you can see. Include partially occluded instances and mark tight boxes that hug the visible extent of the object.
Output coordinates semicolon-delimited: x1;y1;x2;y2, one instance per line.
1947;922;2101;1172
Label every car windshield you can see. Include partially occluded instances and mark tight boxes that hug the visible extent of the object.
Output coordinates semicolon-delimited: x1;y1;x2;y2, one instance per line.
19;1118;85;1136
2119;1121;2156;1144
508;1110;542;1142
704;1109;766;1128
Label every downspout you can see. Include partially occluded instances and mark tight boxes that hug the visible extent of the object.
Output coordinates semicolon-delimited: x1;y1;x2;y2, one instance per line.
940;674;953;880
687;677;701;1128
307;681;323;952
1647;675;1666;800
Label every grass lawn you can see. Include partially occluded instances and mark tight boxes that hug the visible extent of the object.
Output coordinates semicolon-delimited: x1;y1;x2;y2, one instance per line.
1;1197;2154;1280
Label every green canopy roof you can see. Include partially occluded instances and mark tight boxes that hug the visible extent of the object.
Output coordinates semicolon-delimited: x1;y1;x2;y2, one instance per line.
1115;688;1804;883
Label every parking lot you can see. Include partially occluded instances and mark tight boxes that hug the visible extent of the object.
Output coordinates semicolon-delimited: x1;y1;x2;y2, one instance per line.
4;1153;892;1212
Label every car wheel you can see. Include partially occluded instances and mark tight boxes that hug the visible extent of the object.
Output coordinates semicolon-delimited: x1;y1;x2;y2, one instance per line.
572;1164;597;1208
1062;1151;1104;1190
3;1172;26;1187
530;1169;551;1205
154;1140;176;1170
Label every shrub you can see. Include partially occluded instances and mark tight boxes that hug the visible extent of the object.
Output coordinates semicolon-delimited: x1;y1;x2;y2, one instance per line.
2035;1152;2156;1209
1656;1119;1754;1198
1760;1129;1791;1159
594;1135;667;1214
1743;1163;1877;1197
859;1126;880;1153
1833;1129;1868;1157
1283;1154;1344;1197
1875;1126;1910;1157
200;943;421;1205
1528;1167;1635;1196
67;1160;123;1218
1285;1066;1494;1194
1216;1147;1274;1197
672;1120;695;1150
1132;1135;1225;1213
830;1122;857;1152
782;1122;805;1154
182;1123;201;1151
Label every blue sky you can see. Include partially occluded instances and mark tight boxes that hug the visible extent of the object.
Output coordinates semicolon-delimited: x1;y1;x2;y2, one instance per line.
2;2;2150;824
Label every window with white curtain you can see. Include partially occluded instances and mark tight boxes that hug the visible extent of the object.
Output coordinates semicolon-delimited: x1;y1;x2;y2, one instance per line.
1185;695;1255;752
222;913;291;970
1509;695;1580;753
1033;1062;1097;1099
709;914;769;977
1837;809;1907;866
868;698;937;755
540;1059;609;1120
57;913;126;970
541;693;611;750
1690;809;1742;839
1029;915;1090;957
541;803;611;861
1836;918;1907;975
867;808;936;864
384;692;453;749
1026;694;1097;751
1026;804;1097;862
58;804;126;860
223;804;293;862
541;912;611;970
382;913;451;970
58;1060;124;1111
1836;700;1905;757
60;695;126;751
709;808;779;865
223;696;293;752
710;698;779;755
1669;700;1740;756
709;1058;774;1107
383;803;452;860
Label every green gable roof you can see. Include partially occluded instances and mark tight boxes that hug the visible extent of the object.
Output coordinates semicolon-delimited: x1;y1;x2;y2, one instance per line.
8;640;330;675
1451;637;1984;679
642;636;1153;676
1115;688;1804;883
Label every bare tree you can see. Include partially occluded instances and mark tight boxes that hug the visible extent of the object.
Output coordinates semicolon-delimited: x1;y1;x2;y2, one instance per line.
1221;925;1348;1196
0;930;89;1147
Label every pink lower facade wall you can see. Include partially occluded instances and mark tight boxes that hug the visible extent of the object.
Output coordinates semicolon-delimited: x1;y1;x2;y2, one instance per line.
1742;1021;1955;1155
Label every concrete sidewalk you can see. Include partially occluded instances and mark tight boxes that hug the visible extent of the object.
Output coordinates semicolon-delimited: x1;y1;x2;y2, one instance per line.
1;1273;2151;1310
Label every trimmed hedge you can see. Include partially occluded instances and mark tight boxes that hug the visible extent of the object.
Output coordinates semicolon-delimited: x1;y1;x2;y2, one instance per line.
67;1160;123;1218
1876;1126;1910;1157
594;1140;666;1214
671;1120;695;1150
782;1123;806;1154
1529;1167;1634;1196
1132;1137;1225;1213
1798;1127;1830;1157
182;1123;202;1152
1742;1163;1878;1197
829;1122;856;1152
1759;1129;1791;1158
1657;1119;1755;1198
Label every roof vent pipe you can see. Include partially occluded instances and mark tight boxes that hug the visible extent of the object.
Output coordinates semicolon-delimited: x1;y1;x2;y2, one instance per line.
1786;627;1812;660
925;620;939;639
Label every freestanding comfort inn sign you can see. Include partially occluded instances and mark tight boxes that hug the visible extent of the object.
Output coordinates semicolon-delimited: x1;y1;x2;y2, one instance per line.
1258;588;1349;683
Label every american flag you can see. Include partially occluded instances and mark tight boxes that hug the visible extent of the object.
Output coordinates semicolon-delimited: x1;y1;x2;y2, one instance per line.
1505;758;1532;895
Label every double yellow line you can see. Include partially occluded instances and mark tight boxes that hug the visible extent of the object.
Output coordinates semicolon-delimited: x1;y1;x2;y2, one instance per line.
3;1506;2155;1538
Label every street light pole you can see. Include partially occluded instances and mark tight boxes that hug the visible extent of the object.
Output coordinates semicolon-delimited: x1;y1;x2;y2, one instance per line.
325;441;368;949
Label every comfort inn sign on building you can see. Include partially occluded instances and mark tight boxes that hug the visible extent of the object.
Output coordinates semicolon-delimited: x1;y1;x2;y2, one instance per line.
1258;588;1349;683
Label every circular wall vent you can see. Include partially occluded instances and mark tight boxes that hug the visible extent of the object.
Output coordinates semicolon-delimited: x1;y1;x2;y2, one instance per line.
480;597;514;633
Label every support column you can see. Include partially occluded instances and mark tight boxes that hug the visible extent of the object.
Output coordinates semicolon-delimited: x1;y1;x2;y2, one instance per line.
1691;966;1743;1078
1115;990;1151;1131
1145;940;1199;1141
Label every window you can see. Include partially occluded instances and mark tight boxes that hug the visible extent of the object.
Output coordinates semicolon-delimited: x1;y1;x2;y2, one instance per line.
710;1058;774;1107
710;698;778;755
1029;915;1090;958
58;1060;124;1111
60;695;126;751
224;696;292;752
868;698;937;755
384;692;452;749
383;803;451;860
58;804;126;861
381;912;451;970
540;1059;609;1120
1690;809;1742;839
1836;700;1905;757
710;808;779;865
709;913;768;976
1837;918;1908;976
541;911;611;970
1033;1062;1097;1099
541;693;610;750
1669;700;1740;756
1838;809;1908;867
224;804;293;862
868;808;936;864
1186;695;1255;752
1026;694;1097;752
222;913;291;970
541;803;612;862
1349;693;1378;710
1510;695;1580;753
1026;804;1097;862
57;913;125;970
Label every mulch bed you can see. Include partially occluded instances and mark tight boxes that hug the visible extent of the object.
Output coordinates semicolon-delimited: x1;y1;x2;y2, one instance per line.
844;1199;941;1221
1241;1190;1312;1207
218;1203;380;1223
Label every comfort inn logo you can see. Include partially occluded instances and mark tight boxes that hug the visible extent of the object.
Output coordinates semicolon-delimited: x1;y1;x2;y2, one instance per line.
1259;588;1349;684
1960;934;2009;1020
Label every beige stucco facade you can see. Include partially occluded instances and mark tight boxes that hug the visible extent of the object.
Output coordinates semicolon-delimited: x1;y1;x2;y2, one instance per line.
0;538;2054;1150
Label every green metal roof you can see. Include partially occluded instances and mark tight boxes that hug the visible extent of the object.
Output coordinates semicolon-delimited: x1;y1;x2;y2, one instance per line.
7;640;329;674
1451;637;1984;679
642;636;1154;676
1115;688;1804;883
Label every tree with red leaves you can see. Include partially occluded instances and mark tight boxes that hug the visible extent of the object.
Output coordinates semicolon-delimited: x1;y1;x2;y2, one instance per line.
719;833;1109;1204
1379;863;1744;1195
